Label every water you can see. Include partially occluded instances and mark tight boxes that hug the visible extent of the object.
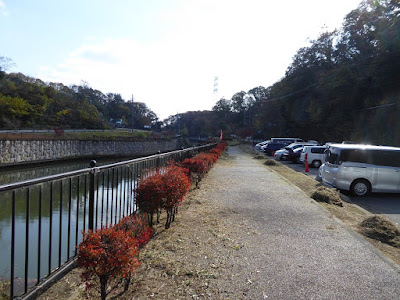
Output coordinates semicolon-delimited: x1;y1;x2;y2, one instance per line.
0;158;140;294
0;158;131;186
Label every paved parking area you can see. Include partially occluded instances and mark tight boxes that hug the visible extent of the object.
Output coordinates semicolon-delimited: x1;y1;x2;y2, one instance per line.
268;154;400;229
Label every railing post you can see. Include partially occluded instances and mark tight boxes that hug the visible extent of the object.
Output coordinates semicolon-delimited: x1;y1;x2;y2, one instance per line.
157;150;161;168
89;160;97;231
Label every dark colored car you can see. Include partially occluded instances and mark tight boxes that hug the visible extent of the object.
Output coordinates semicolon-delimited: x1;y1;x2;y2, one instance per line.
281;147;304;163
263;142;289;156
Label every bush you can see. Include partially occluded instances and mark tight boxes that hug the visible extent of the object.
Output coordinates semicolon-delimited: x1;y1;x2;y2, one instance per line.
115;213;154;248
194;153;217;170
161;165;191;228
78;227;140;300
135;172;164;226
209;147;223;157
136;165;190;228
181;158;207;183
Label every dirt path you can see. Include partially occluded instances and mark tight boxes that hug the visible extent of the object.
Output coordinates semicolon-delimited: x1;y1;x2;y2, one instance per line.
39;146;400;299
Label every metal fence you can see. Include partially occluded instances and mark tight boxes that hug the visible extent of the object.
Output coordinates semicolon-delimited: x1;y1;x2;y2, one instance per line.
0;143;216;299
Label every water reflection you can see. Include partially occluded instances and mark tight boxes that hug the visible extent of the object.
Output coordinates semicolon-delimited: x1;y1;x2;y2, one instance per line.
0;157;133;186
0;159;143;294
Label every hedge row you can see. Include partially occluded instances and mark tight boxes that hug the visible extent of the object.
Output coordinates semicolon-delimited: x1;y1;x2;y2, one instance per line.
77;142;227;299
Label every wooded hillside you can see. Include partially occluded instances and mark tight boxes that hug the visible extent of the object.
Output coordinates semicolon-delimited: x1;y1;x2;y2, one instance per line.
0;71;158;130
165;0;400;146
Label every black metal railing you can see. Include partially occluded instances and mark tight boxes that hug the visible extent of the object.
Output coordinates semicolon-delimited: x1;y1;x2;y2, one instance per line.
0;143;216;299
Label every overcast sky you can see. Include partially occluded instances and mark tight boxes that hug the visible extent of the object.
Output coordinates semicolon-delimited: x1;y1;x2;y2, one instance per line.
0;0;361;120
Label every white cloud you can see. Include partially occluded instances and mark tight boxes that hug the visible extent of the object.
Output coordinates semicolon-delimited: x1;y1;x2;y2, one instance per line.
37;0;361;120
0;0;8;16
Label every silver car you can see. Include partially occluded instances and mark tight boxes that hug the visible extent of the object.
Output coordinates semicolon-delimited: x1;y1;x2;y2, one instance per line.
321;144;400;196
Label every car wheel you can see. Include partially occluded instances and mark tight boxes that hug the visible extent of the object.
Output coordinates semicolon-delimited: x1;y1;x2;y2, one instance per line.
350;179;371;197
311;160;321;168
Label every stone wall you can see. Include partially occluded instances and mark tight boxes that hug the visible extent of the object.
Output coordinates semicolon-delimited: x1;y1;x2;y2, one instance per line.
0;139;180;166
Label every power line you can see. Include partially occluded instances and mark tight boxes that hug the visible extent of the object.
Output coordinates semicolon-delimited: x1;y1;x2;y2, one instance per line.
257;84;316;103
355;102;397;111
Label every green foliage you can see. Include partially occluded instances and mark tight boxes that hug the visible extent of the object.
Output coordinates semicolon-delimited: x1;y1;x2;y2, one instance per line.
0;73;158;130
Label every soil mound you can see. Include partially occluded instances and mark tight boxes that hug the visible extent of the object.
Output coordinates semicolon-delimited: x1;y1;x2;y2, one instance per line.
359;216;400;248
311;186;343;207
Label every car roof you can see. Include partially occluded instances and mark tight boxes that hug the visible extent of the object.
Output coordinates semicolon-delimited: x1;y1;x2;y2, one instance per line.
287;142;318;147
328;143;400;151
303;145;327;149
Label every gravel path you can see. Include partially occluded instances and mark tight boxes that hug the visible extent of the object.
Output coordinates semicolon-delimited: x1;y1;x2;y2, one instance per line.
192;146;400;299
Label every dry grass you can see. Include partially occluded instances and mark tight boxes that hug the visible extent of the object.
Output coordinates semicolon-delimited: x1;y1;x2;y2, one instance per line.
264;158;279;166
310;186;343;206
359;216;400;248
253;154;265;160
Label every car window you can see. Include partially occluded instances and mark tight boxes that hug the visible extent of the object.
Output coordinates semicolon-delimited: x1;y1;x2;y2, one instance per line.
369;150;400;167
311;147;325;154
326;148;339;164
340;149;367;163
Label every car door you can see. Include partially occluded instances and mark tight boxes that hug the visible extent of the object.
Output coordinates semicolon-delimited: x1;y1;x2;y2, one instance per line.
370;150;400;192
322;148;340;186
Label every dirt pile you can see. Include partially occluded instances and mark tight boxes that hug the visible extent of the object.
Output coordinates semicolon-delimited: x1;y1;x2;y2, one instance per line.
359;216;400;248
264;159;278;166
310;186;343;207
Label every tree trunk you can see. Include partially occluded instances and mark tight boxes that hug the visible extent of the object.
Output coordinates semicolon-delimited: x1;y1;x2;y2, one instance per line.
100;275;108;300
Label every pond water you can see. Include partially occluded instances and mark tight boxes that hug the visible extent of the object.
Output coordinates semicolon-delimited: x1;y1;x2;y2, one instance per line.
0;157;139;293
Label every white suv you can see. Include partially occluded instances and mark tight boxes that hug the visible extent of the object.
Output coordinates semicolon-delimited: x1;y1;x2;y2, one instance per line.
300;145;328;168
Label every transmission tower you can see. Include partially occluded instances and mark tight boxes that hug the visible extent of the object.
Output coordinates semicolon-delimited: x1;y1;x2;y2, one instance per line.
213;76;219;100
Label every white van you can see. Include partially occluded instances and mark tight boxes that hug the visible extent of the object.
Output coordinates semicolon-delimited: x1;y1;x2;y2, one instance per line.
320;144;400;196
300;145;328;168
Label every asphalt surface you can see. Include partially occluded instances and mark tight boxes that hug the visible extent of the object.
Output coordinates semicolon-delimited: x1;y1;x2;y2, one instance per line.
272;155;400;229
212;146;400;299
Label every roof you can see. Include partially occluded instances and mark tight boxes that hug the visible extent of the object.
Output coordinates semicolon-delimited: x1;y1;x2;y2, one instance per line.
328;144;400;151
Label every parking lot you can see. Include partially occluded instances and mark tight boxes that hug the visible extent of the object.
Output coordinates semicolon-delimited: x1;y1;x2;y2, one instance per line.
270;156;400;229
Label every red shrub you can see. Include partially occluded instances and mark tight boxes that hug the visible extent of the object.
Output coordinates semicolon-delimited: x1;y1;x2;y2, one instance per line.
135;172;164;217
160;165;190;228
209;148;223;157
181;158;207;178
161;165;190;210
115;213;154;248
216;142;227;151
78;227;140;299
195;153;217;169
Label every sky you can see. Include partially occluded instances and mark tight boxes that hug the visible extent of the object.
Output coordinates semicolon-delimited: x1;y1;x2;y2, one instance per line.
0;0;362;120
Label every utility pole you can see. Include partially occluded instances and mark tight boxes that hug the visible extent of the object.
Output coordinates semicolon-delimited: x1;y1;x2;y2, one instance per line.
131;94;134;132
